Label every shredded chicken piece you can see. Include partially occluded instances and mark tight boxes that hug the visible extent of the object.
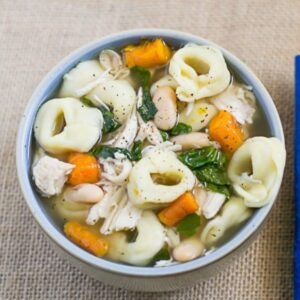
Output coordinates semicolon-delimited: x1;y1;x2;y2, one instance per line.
136;113;164;145
86;186;142;235
142;141;182;157
99;49;129;80
32;156;74;197
114;107;138;148
101;194;142;234
194;187;226;219
211;84;255;124
99;156;132;184
86;185;122;225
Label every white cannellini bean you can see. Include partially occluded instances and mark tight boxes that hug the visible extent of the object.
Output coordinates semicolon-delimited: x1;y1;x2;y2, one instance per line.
173;237;204;262
153;86;177;130
64;184;104;204
170;132;212;150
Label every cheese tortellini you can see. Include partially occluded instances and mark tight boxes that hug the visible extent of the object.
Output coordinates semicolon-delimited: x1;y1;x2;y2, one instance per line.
52;193;92;223
86;80;136;123
179;101;218;131
150;74;179;96
127;149;195;208
228;137;286;207
59;60;104;98
169;44;230;102
34;98;103;154
201;197;252;247
106;211;165;266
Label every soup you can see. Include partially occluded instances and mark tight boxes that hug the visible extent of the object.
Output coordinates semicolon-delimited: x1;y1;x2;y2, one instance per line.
31;39;286;266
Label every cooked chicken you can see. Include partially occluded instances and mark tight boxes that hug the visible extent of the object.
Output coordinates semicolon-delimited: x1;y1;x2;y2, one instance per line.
86;185;142;235
194;187;226;219
32;156;74;197
99;155;132;185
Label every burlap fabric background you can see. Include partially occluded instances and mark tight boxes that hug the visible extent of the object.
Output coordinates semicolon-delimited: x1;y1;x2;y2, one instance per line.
0;0;298;299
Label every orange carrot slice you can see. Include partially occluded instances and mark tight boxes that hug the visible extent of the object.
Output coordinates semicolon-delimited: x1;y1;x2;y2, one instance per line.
64;221;108;257
209;110;244;154
68;153;100;186
124;39;171;68
158;192;199;226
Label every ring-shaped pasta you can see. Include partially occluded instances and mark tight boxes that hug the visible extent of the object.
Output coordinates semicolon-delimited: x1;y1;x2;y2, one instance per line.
86;80;136;123
34;98;103;154
51;193;92;223
179;101;218;131
169;44;230;102
127;149;195;208
228;137;286;207
106;211;165;266
200;197;252;247
59;60;105;98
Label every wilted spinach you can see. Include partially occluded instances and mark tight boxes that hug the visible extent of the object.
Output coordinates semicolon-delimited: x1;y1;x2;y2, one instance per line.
159;130;169;141
178;146;231;198
130;140;143;161
91;141;143;162
81;97;121;134
99;106;121;134
130;66;151;87
194;165;230;186
178;147;227;169
150;247;170;266
90;145;132;160
169;122;192;136
130;66;157;122
204;183;231;199
176;213;201;237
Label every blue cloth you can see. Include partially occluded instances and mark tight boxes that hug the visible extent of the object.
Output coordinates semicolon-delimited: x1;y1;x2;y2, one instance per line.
295;55;300;299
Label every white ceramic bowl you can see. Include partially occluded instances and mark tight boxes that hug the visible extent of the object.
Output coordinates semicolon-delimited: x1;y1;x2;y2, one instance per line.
16;29;285;292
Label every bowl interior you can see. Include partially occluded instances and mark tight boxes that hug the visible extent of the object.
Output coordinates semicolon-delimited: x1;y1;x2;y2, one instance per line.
17;29;284;277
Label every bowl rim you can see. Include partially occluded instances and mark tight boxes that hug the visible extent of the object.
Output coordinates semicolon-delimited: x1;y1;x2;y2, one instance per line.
16;28;285;277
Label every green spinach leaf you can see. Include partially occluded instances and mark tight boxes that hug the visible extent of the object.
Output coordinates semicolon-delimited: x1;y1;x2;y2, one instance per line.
178;147;227;170
91;142;144;162
131;140;143;161
178;146;231;198
81;97;121;134
130;66;151;87
194;165;230;186
150;247;170;265
159;130;169;141
130;66;157;122
204;182;231;198
176;214;201;237
98;106;121;134
137;86;158;122
169;122;192;136
90;145;132;160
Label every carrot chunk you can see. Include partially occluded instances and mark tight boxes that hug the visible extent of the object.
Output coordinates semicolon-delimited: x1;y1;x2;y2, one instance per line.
158;192;199;226
209;110;244;154
124;39;171;68
68;153;100;186
64;221;108;256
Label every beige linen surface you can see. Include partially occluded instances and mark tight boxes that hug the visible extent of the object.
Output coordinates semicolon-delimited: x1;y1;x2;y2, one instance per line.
0;0;298;299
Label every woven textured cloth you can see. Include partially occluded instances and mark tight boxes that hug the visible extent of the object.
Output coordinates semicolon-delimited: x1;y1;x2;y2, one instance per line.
0;0;297;298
